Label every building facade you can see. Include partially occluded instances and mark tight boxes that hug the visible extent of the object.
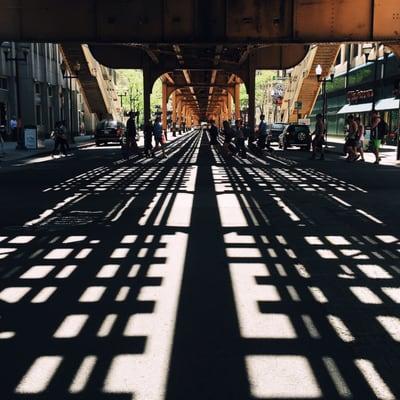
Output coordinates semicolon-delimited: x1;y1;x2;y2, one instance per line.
311;43;400;141
0;42;115;142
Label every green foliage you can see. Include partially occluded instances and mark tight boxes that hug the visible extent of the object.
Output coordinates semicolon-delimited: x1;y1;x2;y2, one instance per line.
116;69;163;124
117;69;277;123
240;70;277;112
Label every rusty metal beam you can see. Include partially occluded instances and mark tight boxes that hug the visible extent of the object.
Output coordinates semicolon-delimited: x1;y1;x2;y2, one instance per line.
1;0;400;43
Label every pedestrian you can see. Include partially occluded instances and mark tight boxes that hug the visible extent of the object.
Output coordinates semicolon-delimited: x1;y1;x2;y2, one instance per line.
152;117;166;158
256;114;268;151
355;117;365;162
0;125;7;157
234;119;247;158
9;116;17;141
144;119;154;158
51;121;67;157
222;120;234;156
208;120;219;145
311;114;326;160
370;111;388;165
344;115;358;161
127;112;141;156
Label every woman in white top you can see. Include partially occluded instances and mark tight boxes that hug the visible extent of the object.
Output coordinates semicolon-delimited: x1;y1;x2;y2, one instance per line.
355;117;365;162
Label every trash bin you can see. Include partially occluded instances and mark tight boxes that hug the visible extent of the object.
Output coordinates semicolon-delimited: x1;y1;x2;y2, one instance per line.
24;125;38;150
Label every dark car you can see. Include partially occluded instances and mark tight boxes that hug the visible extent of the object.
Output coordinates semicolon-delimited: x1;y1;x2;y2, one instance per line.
279;124;311;151
267;123;288;145
95;120;125;146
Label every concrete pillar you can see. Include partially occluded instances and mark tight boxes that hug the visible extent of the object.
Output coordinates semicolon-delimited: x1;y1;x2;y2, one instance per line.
234;81;241;120
172;91;177;124
248;59;256;133
143;68;152;124
176;98;182;126
162;81;168;131
227;93;232;121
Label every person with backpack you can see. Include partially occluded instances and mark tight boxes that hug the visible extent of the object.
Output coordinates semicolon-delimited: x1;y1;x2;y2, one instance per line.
370;111;388;165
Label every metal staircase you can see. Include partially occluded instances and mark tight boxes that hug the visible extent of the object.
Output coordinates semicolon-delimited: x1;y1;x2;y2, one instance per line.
282;44;341;122
60;44;119;120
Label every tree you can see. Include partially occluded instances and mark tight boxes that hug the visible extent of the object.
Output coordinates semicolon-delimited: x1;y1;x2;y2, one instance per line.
116;69;163;124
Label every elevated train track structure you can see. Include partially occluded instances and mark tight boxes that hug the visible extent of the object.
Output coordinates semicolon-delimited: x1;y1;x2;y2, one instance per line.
1;0;400;127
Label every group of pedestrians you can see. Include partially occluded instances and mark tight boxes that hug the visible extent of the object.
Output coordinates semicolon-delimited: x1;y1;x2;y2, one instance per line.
122;113;167;160
218;119;251;158
344;111;388;164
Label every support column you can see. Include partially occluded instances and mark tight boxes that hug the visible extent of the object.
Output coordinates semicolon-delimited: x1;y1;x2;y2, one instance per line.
162;81;168;132
227;94;232;121
143;68;152;124
248;58;256;133
172;91;177;124
176;98;182;127
234;80;241;120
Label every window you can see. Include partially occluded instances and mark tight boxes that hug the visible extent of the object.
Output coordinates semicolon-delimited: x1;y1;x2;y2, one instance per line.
35;83;41;95
0;77;8;90
48;85;53;97
36;105;42;125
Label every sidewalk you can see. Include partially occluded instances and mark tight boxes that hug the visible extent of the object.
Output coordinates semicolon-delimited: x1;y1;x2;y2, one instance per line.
327;136;399;166
0;135;94;164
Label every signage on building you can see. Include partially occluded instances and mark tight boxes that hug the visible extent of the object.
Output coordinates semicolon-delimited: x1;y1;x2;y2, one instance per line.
347;89;374;104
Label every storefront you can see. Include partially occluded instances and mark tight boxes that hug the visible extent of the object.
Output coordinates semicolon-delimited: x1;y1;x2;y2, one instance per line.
311;54;400;142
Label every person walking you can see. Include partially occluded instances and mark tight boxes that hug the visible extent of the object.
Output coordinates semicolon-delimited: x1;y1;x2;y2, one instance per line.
222;120;234;156
9;116;17;141
52;121;67;157
208;120;219;145
355;116;365;162
0;127;5;158
311;114;326;160
143;120;154;158
234;119;247;158
152;117;166;158
257;114;268;151
344;115;358;161
370;111;388;165
127;112;141;156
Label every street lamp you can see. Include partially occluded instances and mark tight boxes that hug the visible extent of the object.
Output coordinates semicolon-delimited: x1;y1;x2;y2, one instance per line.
2;42;30;150
61;60;81;144
315;64;335;148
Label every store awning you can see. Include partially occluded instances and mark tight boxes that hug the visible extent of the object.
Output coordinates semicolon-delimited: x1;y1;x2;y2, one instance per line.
337;103;373;114
375;97;400;111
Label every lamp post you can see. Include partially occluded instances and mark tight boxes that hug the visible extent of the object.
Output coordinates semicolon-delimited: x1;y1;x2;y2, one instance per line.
61;60;80;144
2;42;30;150
118;91;127;109
316;64;335;149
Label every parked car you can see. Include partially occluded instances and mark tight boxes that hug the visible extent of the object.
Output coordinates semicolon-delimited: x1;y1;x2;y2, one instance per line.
267;123;288;145
95;120;125;146
279;124;312;151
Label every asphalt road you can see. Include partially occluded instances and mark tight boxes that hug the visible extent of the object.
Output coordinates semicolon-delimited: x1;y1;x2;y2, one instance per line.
0;130;399;400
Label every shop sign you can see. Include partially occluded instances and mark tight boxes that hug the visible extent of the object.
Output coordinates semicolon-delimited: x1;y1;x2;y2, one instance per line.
347;89;374;104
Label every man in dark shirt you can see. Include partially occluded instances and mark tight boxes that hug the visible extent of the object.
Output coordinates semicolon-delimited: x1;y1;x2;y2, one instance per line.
126;112;141;156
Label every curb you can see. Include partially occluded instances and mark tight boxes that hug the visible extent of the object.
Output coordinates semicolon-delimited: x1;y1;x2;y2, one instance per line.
0;140;95;165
